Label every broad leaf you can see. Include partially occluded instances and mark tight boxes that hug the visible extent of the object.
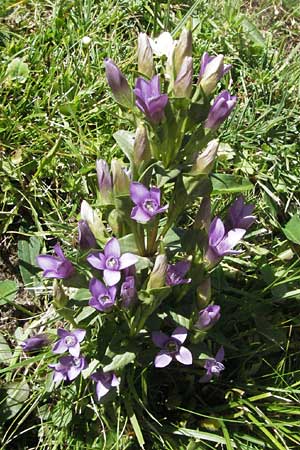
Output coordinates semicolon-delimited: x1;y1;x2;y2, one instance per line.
6;58;29;83
0;279;18;306
4;381;29;420
211;173;253;194
0;333;13;364
113;130;135;162
103;351;136;372
18;235;41;286
282;214;300;244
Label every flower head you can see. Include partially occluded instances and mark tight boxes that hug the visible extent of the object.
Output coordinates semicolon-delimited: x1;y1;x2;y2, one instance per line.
166;261;191;286
36;244;74;279
199;347;225;383
199;52;231;95
120;276;136;307
52;328;86;357
205;90;237;130
134;75;168;124
228;196;255;230
90;370;119;401
49;355;87;383
206;217;246;265
89;278;117;312
152;327;193;368
195;305;221;330
149;32;176;60
130;182;168;223
87;237;138;286
21;334;49;352
78;220;97;250
104;58;132;108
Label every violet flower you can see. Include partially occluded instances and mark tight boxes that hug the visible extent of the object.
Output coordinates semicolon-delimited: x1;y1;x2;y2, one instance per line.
89;278;117;312
91;370;119;401
104;58;132;108
196;305;221;330
199;347;225;383
166;261;191;286
206;217;246;265
21;334;49;352
87;237;138;286
36;243;74;279
96;159;113;203
152;327;193;368
228;196;255;230
49;355;87;383
78;220;97;250
130;182;168;223
134;75;168;124
52;328;86;357
205;90;237;130
199;53;231;96
120;276;136;307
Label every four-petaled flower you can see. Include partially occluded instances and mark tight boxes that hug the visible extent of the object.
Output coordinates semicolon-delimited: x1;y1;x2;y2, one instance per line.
52;328;86;357
196;305;221;330
134;75;168;124
130;182;168;223
152;327;193;368
199;347;225;383
205;90;237;130
49;355;87;383
91;370;119;401
166;261;191;286
206;217;246;265
228;196;255;230
89;278;117;312
87;237;138;286
36;243;74;279
21;334;49;352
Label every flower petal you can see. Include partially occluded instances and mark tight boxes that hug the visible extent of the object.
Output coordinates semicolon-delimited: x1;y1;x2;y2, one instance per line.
104;237;121;258
69;343;81;357
67;366;81;381
154;350;173;368
175;346;193;365
131;205;151;223
119;253;138;270
152;331;170;348
95;380;110;400
130;182;149;205
209;217;225;247
89;278;107;297
216;228;246;255
72;329;86;342
36;255;59;271
215;346;225;362
52;340;68;354
57;328;69;338
87;253;106;270
103;269;121;286
171;326;188;344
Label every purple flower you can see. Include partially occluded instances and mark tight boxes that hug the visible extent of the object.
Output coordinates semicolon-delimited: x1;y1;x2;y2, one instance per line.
89;278;117;312
104;58;132;108
78;220;97;250
20;334;49;352
52;328;86;357
87;237;138;286
199;347;225;383
96;159;113;203
49;355;87;383
205;90;237;130
120;276;136;307
130;182;168;223
206;217;246;265
36;244;74;279
91;370;119;401
152;327;193;368
196;305;221;330
200;52;231;79
228;196;255;230
166;261;191;286
134;75;168;124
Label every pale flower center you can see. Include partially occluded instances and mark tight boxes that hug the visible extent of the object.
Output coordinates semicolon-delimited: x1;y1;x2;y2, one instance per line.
64;335;76;347
73;357;81;367
100;294;111;304
143;198;158;213
166;339;178;353
106;256;119;269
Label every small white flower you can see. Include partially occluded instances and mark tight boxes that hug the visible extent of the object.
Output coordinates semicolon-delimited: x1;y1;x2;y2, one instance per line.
149;32;177;60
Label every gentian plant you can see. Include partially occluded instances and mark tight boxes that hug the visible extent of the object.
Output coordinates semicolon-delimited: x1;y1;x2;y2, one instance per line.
31;23;255;414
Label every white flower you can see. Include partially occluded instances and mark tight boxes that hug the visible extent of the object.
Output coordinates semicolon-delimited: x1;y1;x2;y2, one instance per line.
149;32;177;60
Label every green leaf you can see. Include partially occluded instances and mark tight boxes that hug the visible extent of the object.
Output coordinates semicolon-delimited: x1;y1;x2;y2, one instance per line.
282;214;300;244
242;17;265;47
6;58;29;83
113;130;135;162
169;311;190;329
211;173;253;194
0;279;18;306
119;233;139;253
103;351;136;372
0;333;13;364
18;235;41;286
3;381;30;420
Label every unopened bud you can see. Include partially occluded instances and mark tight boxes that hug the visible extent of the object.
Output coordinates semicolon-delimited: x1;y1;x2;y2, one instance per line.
137;33;154;79
147;254;168;289
80;200;107;244
78;220;97;250
196;277;211;308
173;56;193;98
199;54;225;96
191;139;219;175
173;27;192;77
133;124;151;167
104;58;133;108
111;159;130;196
96;159;113;204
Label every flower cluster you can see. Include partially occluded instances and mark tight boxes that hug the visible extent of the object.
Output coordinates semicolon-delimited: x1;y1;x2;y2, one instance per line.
33;26;256;405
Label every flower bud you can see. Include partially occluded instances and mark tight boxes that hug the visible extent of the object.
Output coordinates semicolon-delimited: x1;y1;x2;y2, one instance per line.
78;220;97;250
21;334;49;352
137;33;154;79
111;159;130;196
96;159;113;204
104;58;133;108
205;91;237;130
173;56;193;98
133;124;151;167
196;277;211;308
199;53;231;96
80;200;107;244
195;304;221;330
191;139;219;175
173;27;192;77
147;254;168;289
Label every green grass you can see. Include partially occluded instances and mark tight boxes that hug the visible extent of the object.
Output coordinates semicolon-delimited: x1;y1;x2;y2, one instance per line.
1;0;300;449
